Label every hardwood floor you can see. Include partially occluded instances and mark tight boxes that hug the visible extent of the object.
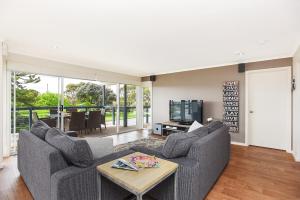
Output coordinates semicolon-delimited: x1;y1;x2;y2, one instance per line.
206;145;300;200
1;135;300;200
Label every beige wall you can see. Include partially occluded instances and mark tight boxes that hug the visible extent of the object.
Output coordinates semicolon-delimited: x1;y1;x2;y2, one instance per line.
246;58;292;71
152;58;292;143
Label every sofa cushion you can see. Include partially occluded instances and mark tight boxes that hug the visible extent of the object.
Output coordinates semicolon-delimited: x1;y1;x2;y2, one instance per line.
189;126;209;138
84;137;113;159
188;120;203;132
162;132;199;158
206;121;223;133
31;120;50;140
45;128;94;167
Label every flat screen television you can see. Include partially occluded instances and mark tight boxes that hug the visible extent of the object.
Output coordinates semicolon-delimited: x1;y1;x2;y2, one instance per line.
169;100;203;124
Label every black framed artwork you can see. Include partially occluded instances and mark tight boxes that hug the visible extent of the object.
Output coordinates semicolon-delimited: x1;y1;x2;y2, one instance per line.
223;81;239;133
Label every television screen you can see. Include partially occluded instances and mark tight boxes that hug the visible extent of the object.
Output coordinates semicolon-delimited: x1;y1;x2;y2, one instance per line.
169;100;203;124
170;101;181;121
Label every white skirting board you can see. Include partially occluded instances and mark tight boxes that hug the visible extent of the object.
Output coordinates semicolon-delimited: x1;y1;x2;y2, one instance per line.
231;142;300;162
231;141;248;146
292;152;300;162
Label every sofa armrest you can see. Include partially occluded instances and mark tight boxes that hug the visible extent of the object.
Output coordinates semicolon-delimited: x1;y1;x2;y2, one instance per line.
187;126;230;162
18;131;68;200
18;131;69;175
51;149;135;200
130;145;164;158
51;166;97;200
187;125;230;199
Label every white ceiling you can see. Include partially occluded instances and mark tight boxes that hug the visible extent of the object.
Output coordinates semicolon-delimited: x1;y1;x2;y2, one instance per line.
1;0;300;77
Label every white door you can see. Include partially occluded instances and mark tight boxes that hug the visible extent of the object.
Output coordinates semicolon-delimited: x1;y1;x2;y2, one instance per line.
246;67;291;151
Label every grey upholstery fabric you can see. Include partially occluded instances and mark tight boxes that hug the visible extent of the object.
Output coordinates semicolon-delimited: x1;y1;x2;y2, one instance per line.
18;122;230;200
187;125;230;200
51;150;134;200
189;126;209;138
84;137;113;159
162;132;199;158
18;130;134;200
31;120;50;140
131;125;230;200
131;145;164;158
100;176;132;200
45;128;94;167
18;131;68;200
206;120;224;133
149;158;201;200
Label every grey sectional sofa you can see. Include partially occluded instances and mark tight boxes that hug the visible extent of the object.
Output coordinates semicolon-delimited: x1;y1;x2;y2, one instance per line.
131;123;230;200
18;130;134;200
18;122;230;200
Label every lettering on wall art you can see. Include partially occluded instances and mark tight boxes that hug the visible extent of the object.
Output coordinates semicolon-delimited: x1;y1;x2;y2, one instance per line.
223;81;239;133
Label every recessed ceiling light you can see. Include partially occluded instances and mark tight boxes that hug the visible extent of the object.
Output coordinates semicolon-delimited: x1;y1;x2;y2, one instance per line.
52;45;60;49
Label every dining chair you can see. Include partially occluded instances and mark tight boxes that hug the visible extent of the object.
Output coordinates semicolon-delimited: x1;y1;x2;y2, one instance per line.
69;112;86;134
86;111;101;133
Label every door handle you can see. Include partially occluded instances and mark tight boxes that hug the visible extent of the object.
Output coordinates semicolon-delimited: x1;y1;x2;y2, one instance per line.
249;110;254;114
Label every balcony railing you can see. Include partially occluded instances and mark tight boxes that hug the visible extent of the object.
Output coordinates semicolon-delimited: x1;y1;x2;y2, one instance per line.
12;105;150;133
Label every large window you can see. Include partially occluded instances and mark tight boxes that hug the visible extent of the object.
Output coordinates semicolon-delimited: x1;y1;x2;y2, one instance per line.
119;84;137;132
10;71;143;155
143;86;151;129
10;73;61;154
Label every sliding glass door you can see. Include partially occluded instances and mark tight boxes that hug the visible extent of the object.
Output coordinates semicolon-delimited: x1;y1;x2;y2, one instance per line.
9;70;142;155
143;86;151;129
119;84;138;132
62;78;118;134
10;72;61;154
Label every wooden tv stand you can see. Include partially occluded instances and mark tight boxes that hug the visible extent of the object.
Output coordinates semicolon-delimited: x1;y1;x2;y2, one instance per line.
161;121;190;136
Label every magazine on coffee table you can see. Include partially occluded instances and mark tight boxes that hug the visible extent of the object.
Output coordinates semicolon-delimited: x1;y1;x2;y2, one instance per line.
129;155;160;168
112;159;139;171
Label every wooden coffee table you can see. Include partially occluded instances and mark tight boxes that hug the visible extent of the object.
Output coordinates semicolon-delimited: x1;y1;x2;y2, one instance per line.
97;152;178;200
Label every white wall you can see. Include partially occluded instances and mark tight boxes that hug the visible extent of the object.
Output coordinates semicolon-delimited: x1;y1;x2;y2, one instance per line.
293;46;300;161
0;43;4;168
7;53;142;86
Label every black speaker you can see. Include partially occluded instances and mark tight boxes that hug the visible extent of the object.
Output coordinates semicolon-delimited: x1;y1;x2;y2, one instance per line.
238;63;245;73
150;75;156;81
